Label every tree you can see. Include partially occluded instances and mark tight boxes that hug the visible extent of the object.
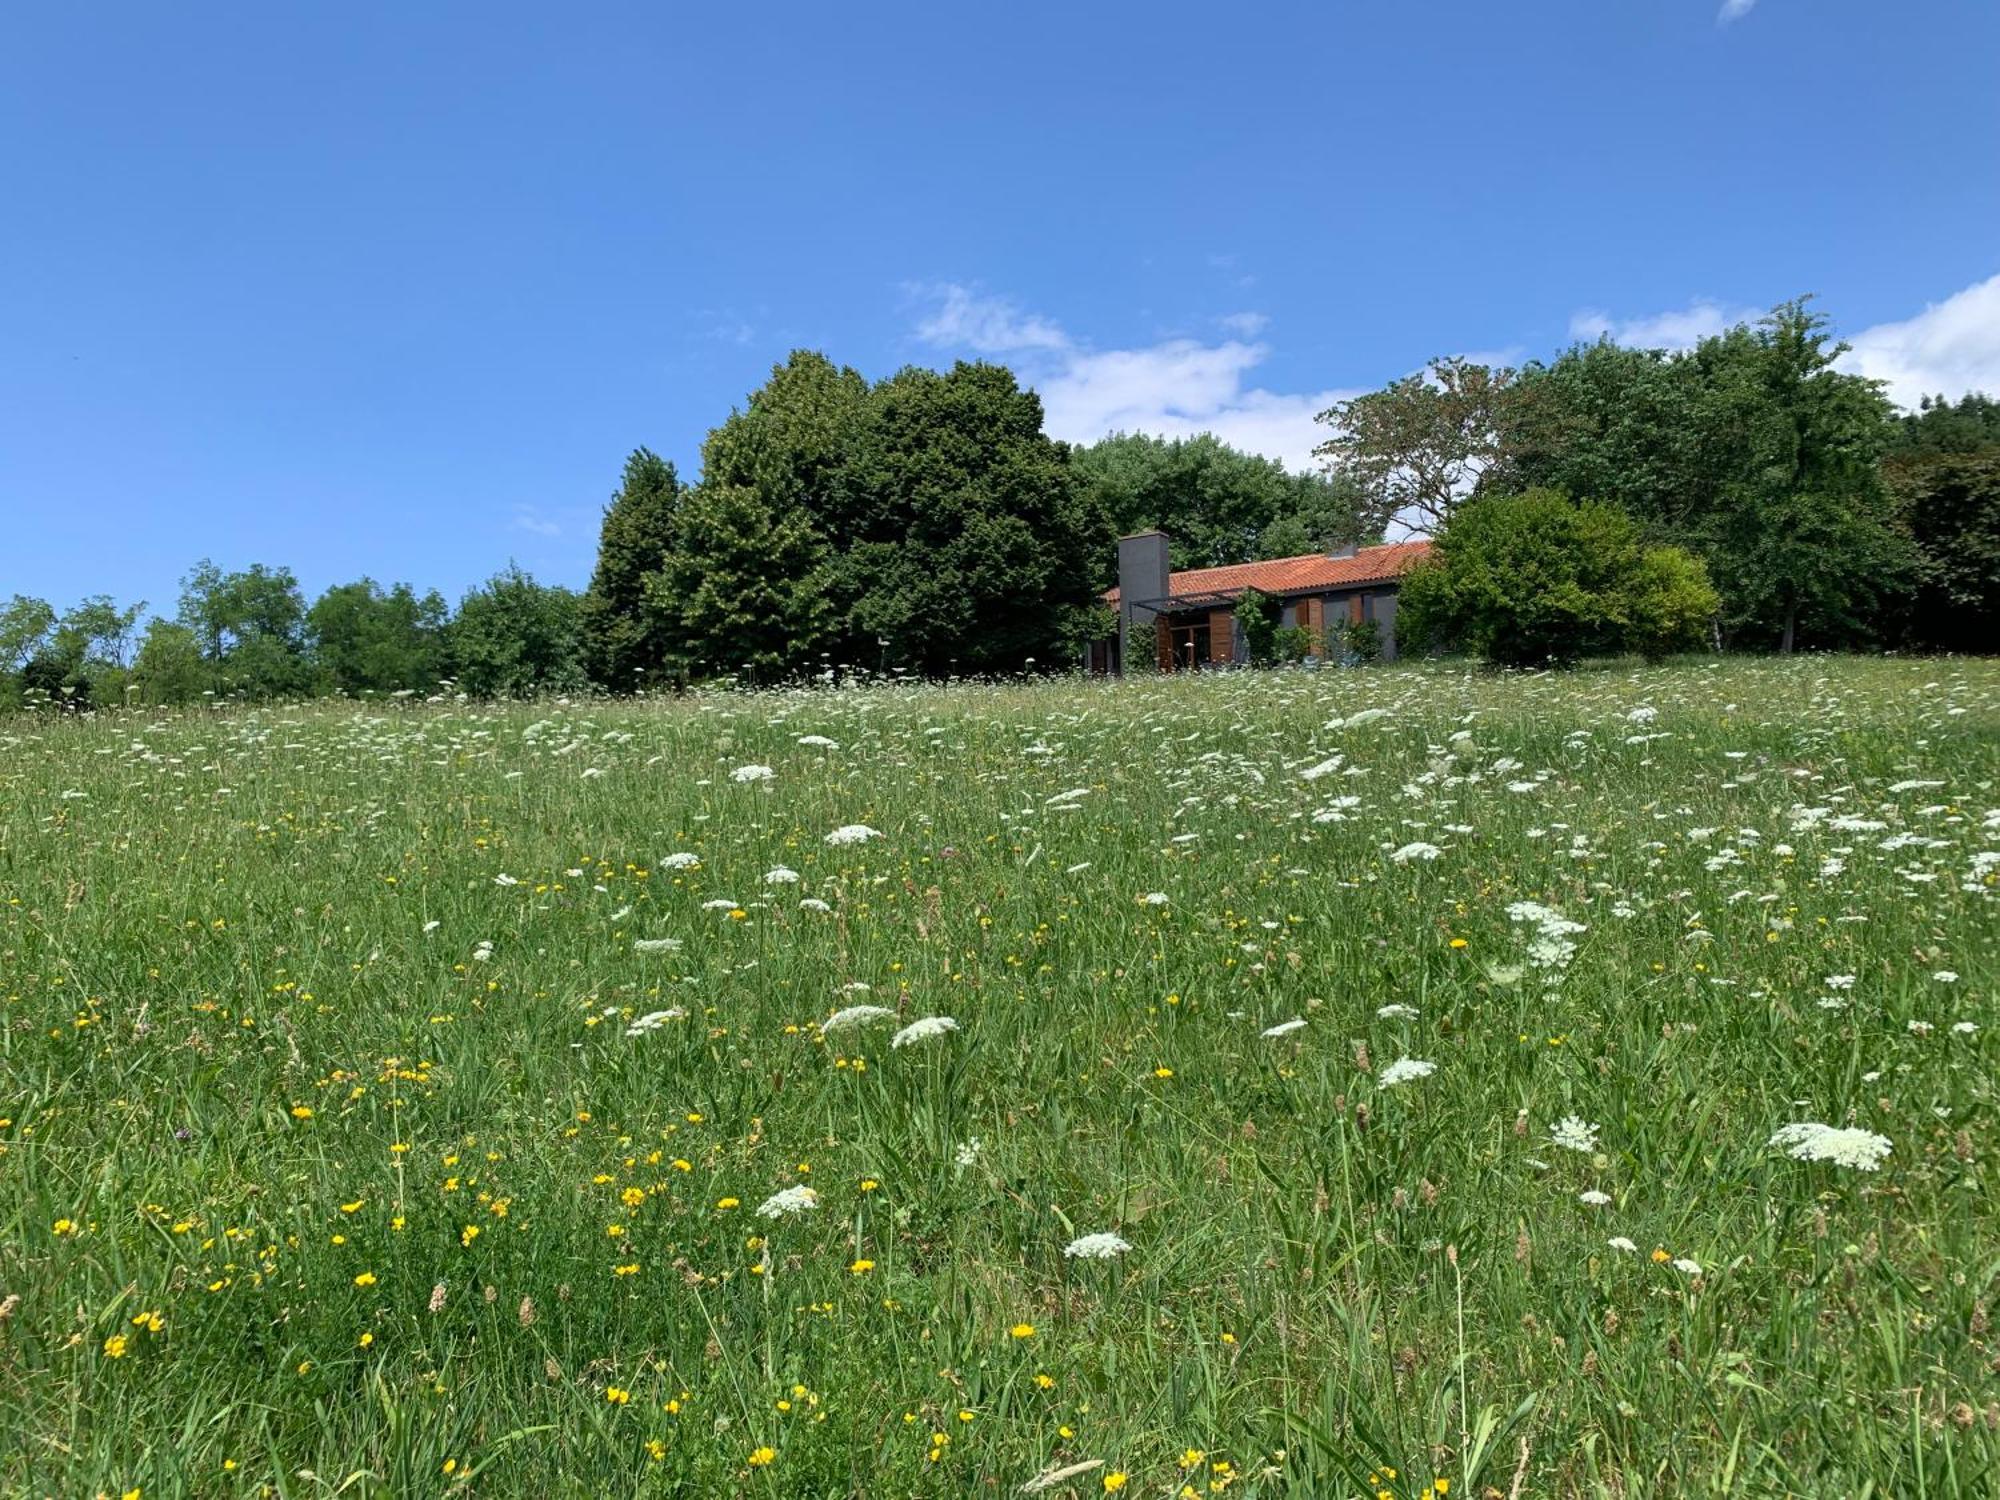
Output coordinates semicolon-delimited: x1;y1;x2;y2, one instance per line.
1314;357;1531;538
1882;448;2000;652
132;619;209;705
449;566;586;698
834;362;1109;675
1892;392;2000;455
704;350;870;524
1071;431;1366;573
579;448;683;690
0;595;56;706
307;578;450;695
1397;489;1718;667
1507;299;1908;650
648;483;835;683
177;560;311;696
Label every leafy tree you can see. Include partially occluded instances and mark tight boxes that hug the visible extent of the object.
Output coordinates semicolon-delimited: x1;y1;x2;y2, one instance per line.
835;362;1109;675
0;595;56;707
132;619;209;705
1892;392;2000;455
1071;432;1365;573
307;578;450;696
580;448;683;690
177;560;311;696
1398;489;1718;667
1882;448;2000;652
704;350;870;523
1314;357;1531;538
1508;299;1907;650
449;566;585;698
648;483;835;683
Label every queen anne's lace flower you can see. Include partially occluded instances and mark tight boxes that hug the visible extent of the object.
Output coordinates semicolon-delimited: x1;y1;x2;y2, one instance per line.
825;824;882;846
1550;1116;1600;1153
730;764;774;783
821;1004;895;1033
1377;1057;1436;1089
1260;1018;1307;1038
1769;1121;1892;1171
755;1186;819;1219
892;1016;959;1048
1063;1232;1131;1260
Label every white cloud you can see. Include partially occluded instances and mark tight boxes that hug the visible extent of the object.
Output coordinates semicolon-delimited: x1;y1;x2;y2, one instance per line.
1569;299;1763;350
1217;311;1269;337
909;282;1070;355
1839;273;2000;409
1718;0;1756;22
508;505;562;538
911;285;1350;471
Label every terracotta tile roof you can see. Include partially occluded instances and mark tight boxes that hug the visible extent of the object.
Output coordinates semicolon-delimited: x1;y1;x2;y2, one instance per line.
1103;540;1432;606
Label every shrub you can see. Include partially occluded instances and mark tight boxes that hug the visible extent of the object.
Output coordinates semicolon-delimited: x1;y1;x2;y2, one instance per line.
1236;589;1280;664
1399;489;1718;667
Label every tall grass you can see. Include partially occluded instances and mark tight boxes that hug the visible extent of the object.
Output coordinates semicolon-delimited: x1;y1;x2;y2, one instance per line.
0;656;1993;1497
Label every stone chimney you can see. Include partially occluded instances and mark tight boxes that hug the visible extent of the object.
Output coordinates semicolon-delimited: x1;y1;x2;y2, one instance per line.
1117;530;1171;671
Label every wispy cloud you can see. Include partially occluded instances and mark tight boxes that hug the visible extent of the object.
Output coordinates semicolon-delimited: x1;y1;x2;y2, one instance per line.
1717;0;1757;24
508;505;562;538
910;284;1352;471
1839;272;2000;409
1569;299;1764;350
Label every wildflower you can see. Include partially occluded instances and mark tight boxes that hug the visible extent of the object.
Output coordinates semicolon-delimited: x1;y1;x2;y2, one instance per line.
52;1218;76;1236
954;1139;983;1168
1153;1066;1174;1079
1064;1231;1132;1260
1377;1057;1436;1089
429;1283;448;1313
1104;1474;1128;1493
747;1446;777;1467
1578;1190;1611;1207
1389;841;1443;863
103;1333;129;1358
1140;891;1170;906
632;938;682;954
1010;1323;1036;1338
353;1271;377;1287
850;1259;875;1274
763;866;800;884
660;852;700;869
797;734;839;748
1769;1122;1893;1171
606;1386;631;1404
824;824;882;846
1375;1004;1419;1020
892;1015;960;1047
1608;1236;1638;1253
756;1186;819;1219
822;1004;895;1033
1673;1258;1702;1275
1261;1018;1308;1038
290;1105;314;1120
731;764;775;783
1550;1116;1600;1154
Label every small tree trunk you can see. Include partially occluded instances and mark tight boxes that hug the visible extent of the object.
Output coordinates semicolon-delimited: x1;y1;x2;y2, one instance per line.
1780;603;1796;655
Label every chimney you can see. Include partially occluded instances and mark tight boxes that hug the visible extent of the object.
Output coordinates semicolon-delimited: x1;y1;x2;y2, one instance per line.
1117;530;1171;671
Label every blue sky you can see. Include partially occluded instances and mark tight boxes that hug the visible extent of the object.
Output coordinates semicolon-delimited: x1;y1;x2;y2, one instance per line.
4;0;1997;618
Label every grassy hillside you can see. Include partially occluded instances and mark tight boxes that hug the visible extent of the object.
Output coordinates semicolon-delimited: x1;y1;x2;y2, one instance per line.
1;657;1995;1497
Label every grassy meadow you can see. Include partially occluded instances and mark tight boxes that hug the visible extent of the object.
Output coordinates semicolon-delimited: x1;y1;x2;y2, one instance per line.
1;656;1996;1498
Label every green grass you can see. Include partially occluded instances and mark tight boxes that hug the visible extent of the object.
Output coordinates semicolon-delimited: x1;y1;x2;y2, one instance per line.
1;656;1995;1498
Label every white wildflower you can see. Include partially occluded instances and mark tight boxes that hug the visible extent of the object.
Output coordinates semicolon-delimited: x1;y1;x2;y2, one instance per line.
1550;1116;1600;1153
1375;1003;1419;1021
763;866;800;885
1578;1190;1611;1206
1672;1258;1703;1276
755;1185;819;1219
1377;1057;1436;1089
1260;1018;1307;1038
1139;892;1169;906
825;824;882;846
797;735;839;748
730;764;775;784
1389;841;1443;864
1063;1231;1132;1260
1769;1121;1893;1171
1608;1236;1639;1253
633;937;682;954
822;1004;895;1033
660;852;701;870
892;1016;960;1048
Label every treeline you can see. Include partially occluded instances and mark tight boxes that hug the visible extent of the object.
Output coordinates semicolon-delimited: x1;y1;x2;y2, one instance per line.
6;297;1992;708
1323;299;1997;659
0;563;592;709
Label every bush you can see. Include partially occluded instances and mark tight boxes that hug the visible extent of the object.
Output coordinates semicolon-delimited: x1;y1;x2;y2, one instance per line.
1340;618;1382;663
1399;489;1719;667
1236;589;1280;664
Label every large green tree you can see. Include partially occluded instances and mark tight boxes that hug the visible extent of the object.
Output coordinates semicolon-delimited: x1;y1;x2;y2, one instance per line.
1508;299;1908;650
177;560;312;696
835;362;1109;675
449;567;585;698
307;578;450;696
648;482;835;683
579;448;683;690
1071;431;1366;573
1314;357;1531;538
1882;393;2000;651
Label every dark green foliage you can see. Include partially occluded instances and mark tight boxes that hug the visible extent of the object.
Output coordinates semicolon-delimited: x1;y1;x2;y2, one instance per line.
1892;392;2000;455
176;560;312;697
835;362;1109;675
1508;299;1910;651
306;579;450;696
132;619;207;705
449;567;585;698
1399;489;1719;667
1883;449;2000;652
1236;587;1280;664
579;449;683;690
1073;431;1365;573
647;483;834;684
1340;617;1382;663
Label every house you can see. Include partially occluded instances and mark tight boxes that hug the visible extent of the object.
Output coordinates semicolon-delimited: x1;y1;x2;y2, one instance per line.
1089;530;1431;673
